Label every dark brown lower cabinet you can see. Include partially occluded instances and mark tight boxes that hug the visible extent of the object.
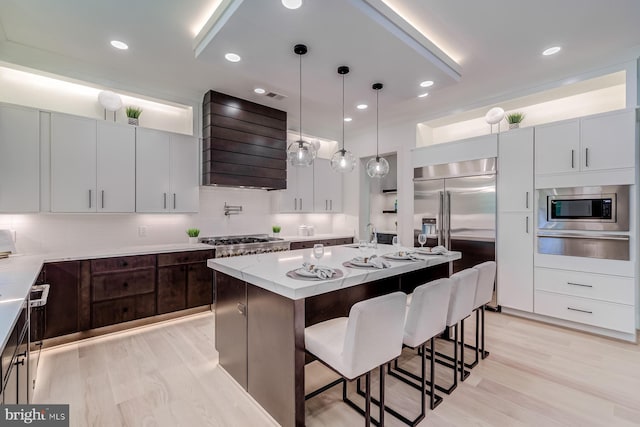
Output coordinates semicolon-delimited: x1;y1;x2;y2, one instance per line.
289;237;353;250
157;250;214;314
42;261;81;339
187;262;214;308
157;265;187;314
91;294;156;329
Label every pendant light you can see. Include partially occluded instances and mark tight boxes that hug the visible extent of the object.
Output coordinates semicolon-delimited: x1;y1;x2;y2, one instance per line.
287;44;317;167
366;83;389;178
330;66;356;173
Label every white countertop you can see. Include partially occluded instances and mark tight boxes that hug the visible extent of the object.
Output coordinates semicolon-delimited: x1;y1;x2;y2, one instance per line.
208;244;460;300
0;242;214;350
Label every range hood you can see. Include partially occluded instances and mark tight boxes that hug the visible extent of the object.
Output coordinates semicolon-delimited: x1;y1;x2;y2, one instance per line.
202;90;287;190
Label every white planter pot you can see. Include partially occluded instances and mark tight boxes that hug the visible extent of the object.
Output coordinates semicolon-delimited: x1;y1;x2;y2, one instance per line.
188;237;198;244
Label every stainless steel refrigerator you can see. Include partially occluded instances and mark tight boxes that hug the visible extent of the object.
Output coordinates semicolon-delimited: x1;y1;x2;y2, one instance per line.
413;158;496;282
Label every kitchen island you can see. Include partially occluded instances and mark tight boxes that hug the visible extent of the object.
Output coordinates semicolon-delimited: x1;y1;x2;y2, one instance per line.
208;244;460;427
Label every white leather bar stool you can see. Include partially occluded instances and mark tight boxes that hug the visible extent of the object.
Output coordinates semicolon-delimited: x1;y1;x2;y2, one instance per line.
385;278;452;426
305;292;407;426
468;261;496;366
436;268;478;394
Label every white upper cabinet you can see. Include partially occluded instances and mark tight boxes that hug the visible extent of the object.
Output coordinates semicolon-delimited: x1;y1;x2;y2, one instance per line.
535;110;635;175
96;121;135;212
51;113;97;212
313;159;343;213
0;105;40;212
535;120;580;175
274;163;314;213
136;128;199;213
498;127;534;213
170;133;199;213
580;110;635;171
51;114;137;213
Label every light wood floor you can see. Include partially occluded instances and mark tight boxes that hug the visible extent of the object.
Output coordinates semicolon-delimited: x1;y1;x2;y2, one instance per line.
34;311;640;426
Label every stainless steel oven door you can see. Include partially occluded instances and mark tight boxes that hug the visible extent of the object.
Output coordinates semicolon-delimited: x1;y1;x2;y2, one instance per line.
537;232;630;260
537;185;629;231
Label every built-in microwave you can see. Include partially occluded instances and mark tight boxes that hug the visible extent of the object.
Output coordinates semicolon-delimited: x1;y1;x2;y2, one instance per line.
537;185;629;232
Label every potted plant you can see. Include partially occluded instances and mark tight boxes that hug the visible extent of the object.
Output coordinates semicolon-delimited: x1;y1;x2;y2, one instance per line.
272;225;281;237
506;112;525;129
187;228;200;244
126;106;143;126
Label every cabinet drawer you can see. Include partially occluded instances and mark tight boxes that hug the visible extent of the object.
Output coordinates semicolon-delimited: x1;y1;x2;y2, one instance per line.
91;294;156;329
535;268;633;304
157;250;214;266
92;269;156;301
91;254;156;273
334;237;354;245
290;240;317;250
534;290;635;333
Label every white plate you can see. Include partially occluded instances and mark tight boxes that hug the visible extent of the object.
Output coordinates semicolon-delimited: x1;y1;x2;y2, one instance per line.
350;259;373;267
295;268;318;278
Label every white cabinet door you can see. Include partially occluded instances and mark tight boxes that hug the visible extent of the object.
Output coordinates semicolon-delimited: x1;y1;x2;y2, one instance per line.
534;120;580;175
328;168;343;213
136;128;171;213
170;133;199;213
580;110;635;171
498;127;533;213
0;105;39;212
497;212;534;312
296;165;314;213
313;159;332;212
51;114;97;212
276;164;298;213
96;121;135;212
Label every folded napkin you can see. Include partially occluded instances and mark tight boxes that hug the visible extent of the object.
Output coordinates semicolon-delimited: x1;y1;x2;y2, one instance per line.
354;255;391;269
302;262;336;279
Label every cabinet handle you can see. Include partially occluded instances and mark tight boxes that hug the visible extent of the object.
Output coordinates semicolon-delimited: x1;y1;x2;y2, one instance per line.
294;198;297;211
567;282;593;288
567;307;592;314
236;303;246;316
121;261;128;267
525;216;529;234
325;200;328;210
123;307;128;313
101;190;105;209
525;192;529;209
300;198;303;210
330;200;332;210
15;358;25;367
89;189;92;209
571;149;575;168
163;193;167;209
173;193;176;209
585;148;589;167
123;282;128;288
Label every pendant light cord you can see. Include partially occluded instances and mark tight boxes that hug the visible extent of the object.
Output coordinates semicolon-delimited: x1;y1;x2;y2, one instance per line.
341;73;345;151
299;52;303;144
376;88;379;158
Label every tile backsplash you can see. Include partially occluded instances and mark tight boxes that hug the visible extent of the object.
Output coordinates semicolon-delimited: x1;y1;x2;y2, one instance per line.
0;187;355;254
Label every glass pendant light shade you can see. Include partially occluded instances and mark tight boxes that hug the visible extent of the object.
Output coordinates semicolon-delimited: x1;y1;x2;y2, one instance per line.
330;65;355;173
330;149;356;172
368;82;388;178
288;139;317;167
366;156;390;178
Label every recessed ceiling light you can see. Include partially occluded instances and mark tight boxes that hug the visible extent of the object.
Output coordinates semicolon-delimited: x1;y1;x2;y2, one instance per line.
225;53;241;62
542;46;561;56
344;117;352;122
110;40;128;50
418;92;429;98
419;80;434;88
356;104;368;110
254;88;266;94
282;0;302;9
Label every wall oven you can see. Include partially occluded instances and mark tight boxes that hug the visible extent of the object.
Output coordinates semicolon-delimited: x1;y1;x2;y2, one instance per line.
537;185;630;260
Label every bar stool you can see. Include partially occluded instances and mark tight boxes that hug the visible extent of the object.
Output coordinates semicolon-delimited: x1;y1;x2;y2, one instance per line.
469;261;496;366
436;268;478;395
385;278;452;426
304;292;407;426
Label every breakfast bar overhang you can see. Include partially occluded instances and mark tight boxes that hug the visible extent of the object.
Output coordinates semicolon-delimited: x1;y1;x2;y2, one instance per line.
208;245;461;427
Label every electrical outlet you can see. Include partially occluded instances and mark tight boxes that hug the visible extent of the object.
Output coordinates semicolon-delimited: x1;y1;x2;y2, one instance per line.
138;226;148;237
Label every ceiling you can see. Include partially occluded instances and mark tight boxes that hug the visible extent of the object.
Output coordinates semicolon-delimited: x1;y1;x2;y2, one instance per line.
0;0;639;141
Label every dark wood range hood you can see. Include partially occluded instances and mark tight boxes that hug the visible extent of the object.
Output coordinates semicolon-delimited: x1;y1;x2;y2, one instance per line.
202;90;287;190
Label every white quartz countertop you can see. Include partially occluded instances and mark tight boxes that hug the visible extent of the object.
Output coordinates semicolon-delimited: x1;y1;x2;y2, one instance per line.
208;244;460;300
0;242;214;351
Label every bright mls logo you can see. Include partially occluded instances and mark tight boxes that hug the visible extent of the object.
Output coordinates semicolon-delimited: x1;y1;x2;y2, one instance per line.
0;405;69;426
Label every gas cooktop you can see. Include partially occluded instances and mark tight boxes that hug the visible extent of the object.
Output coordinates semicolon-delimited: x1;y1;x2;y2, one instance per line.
199;234;290;258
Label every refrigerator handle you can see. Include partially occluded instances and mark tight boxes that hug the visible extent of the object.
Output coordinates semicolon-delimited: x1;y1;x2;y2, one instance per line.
438;191;444;246
446;191;452;250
